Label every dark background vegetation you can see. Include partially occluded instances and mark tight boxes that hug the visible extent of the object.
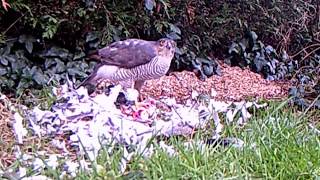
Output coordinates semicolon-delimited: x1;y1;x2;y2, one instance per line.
0;0;319;109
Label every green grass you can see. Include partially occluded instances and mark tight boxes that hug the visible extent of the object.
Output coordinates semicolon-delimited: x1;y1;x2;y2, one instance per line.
75;102;320;179
2;102;320;179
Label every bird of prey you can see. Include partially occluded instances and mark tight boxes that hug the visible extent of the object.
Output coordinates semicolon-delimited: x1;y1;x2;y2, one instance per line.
77;38;177;96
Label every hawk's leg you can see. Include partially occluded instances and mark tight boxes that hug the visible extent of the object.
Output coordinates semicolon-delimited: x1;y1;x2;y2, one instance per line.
134;80;145;101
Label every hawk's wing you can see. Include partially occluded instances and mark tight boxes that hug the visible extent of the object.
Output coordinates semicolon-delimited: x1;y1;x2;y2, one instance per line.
97;39;158;69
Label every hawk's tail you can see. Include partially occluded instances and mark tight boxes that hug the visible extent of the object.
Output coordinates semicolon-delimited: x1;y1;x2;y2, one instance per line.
77;50;101;89
87;49;102;61
76;73;97;89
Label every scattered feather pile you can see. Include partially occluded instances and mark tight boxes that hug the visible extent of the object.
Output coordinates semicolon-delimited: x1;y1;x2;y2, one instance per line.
1;80;267;179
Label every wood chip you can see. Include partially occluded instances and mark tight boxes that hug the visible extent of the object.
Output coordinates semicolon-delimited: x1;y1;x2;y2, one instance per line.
141;63;291;103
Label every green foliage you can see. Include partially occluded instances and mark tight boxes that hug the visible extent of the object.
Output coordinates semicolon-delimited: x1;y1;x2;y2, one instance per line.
2;0;318;53
131;103;319;179
227;27;297;80
226;27;320;110
0;0;319;109
40;15;61;39
0;34;95;97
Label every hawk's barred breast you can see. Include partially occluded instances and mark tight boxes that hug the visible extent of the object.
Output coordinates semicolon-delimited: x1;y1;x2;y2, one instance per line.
110;56;171;82
77;38;176;93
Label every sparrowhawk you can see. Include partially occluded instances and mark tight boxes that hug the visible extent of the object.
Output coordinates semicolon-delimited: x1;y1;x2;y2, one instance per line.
77;38;177;94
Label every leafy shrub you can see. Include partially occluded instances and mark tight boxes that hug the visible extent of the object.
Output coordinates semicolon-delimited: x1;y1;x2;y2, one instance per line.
0;0;319;110
0;34;96;95
226;27;298;80
226;27;320;110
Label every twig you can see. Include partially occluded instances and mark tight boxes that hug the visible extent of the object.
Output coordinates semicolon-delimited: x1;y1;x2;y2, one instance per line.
291;65;313;80
3;10;29;35
1;0;10;11
298;93;320;121
171;106;183;120
308;124;320;136
289;43;320;59
300;46;320;62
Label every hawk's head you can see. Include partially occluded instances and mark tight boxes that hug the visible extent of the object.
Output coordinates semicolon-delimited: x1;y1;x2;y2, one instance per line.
157;38;177;58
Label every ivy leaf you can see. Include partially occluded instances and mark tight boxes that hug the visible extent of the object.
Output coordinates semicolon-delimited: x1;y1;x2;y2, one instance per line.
1;41;14;55
169;23;181;35
144;0;155;11
67;68;87;76
252;41;264;52
0;57;8;65
45;58;56;69
55;59;66;73
79;61;89;70
0;66;7;76
228;42;240;54
88;41;100;49
42;46;70;60
5;55;16;63
295;98;308;110
249;31;258;41
246;31;258;49
265;45;275;55
16;80;31;95
18;34;36;53
31;66;49;85
33;72;48;85
86;32;100;43
202;64;214;77
11;58;27;73
288;87;298;97
253;53;267;73
166;32;181;40
21;65;30;75
25;41;33;54
84;0;96;10
238;41;247;52
0;77;15;89
73;51;86;60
